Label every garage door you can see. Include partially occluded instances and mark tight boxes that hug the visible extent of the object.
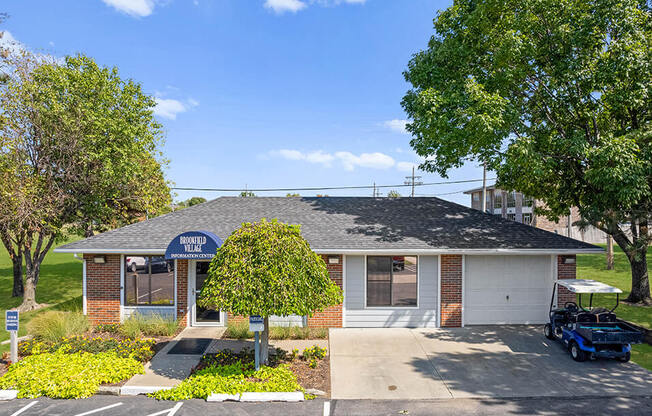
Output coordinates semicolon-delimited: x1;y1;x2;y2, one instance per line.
465;255;552;325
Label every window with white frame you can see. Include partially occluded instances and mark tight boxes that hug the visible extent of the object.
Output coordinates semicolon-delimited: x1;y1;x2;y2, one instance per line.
124;256;175;306
523;195;534;208
507;191;516;208
506;213;516;221
494;192;502;209
522;213;533;225
367;256;417;307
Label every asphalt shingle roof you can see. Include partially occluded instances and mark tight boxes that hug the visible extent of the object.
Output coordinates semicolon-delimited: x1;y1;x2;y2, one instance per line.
55;197;599;252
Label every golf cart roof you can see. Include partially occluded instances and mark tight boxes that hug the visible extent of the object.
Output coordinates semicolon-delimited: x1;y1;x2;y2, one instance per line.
556;279;623;294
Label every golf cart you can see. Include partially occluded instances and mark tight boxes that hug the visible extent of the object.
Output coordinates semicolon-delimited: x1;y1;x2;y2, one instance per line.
544;279;643;362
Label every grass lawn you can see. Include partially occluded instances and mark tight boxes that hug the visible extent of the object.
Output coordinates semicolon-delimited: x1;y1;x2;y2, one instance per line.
577;245;652;370
0;238;82;354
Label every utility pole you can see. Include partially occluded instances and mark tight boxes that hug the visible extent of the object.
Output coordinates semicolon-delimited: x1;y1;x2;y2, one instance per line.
404;166;423;197
372;182;382;198
481;162;487;213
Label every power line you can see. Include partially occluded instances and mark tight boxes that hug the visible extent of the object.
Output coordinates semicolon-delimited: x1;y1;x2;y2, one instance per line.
404;166;423;197
171;177;496;193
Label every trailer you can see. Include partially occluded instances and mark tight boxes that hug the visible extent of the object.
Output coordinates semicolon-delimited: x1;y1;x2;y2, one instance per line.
544;279;643;362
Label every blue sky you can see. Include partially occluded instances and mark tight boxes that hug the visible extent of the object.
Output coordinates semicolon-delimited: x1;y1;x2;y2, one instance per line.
2;0;486;205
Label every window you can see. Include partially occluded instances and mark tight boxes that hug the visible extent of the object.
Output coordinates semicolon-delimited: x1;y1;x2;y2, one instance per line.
472;193;480;202
507;192;516;208
125;256;174;306
367;256;417;307
506;213;516;221
522;213;532;225
523;195;534;208
494;193;502;209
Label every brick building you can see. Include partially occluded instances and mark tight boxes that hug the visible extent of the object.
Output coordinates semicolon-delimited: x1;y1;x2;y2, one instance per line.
56;197;599;328
464;185;607;244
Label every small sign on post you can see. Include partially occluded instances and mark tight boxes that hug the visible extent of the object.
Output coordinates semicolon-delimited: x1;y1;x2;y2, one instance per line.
249;315;264;370
5;310;19;363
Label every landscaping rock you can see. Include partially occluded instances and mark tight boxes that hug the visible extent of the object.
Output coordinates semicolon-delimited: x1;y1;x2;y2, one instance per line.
305;388;326;396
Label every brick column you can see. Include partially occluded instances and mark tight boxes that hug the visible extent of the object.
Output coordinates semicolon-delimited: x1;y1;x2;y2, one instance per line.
84;254;121;325
440;254;463;327
557;255;577;306
176;259;189;327
307;255;343;328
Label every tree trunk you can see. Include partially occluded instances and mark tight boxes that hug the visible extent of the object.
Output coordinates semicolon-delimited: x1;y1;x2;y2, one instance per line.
11;253;23;297
20;265;40;312
627;253;652;304
260;316;270;365
606;235;614;271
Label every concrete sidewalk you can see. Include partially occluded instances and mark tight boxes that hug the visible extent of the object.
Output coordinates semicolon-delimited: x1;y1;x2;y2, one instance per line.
124;327;225;389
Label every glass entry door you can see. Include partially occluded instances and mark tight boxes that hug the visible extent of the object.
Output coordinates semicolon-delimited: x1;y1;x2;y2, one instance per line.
192;261;222;325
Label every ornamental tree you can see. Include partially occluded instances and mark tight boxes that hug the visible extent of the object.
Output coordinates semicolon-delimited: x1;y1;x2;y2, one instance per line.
200;219;343;363
402;0;652;303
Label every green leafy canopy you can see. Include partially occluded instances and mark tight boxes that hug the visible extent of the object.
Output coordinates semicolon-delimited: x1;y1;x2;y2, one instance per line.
199;219;343;317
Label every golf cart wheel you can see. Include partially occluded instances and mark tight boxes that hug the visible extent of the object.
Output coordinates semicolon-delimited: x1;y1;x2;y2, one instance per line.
619;352;631;363
569;341;587;362
544;324;556;340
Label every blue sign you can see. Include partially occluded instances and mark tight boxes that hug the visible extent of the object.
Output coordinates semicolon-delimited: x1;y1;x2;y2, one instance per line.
5;310;18;332
249;315;264;332
165;230;223;260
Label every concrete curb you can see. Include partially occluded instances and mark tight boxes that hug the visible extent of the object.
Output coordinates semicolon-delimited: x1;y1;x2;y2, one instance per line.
206;392;305;402
96;386;121;396
0;390;18;401
119;386;172;396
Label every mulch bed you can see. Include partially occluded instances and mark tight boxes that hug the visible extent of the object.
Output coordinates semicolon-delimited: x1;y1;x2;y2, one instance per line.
289;356;330;397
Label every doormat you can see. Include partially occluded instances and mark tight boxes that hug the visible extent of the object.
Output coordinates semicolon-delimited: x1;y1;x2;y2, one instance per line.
167;338;212;355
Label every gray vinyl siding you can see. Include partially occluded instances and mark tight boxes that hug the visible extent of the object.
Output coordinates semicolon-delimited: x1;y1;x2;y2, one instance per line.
344;255;438;328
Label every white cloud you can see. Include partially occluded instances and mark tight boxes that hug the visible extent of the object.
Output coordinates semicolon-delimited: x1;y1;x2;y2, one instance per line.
335;151;395;171
0;31;23;55
270;149;334;166
154;97;198;120
264;0;307;14
383;119;409;134
397;161;421;173
101;0;156;17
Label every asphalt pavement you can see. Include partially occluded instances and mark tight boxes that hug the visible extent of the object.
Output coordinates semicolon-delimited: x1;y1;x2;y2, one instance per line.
2;395;652;416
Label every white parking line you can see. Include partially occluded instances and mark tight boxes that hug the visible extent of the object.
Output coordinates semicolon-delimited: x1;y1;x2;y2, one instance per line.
323;401;331;416
10;401;38;416
74;402;123;416
146;402;183;416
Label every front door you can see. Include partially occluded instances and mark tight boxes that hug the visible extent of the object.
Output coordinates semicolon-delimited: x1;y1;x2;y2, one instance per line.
190;261;223;326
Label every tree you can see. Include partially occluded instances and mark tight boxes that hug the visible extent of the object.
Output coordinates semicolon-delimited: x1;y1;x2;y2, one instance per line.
0;52;171;310
286;193;300;197
239;191;256;197
177;196;207;209
387;190;401;199
199;219;342;363
402;0;652;304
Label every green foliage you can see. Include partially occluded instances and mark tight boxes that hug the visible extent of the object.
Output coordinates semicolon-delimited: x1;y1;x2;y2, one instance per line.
239;191;256;197
119;313;180;338
201;219;342;317
402;0;652;301
26;311;89;342
95;323;120;333
152;348;302;400
0;351;144;398
18;335;156;362
302;345;327;360
224;321;329;340
177;197;207;209
289;348;299;361
387;190;401;198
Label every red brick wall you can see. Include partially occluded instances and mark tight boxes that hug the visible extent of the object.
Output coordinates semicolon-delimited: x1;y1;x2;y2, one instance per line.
557;255;577;306
176;259;189;327
227;254;343;328
440;254;463;327
84;254;121;325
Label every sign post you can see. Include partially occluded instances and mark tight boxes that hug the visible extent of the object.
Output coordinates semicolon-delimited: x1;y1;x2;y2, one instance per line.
249;315;264;370
5;310;19;363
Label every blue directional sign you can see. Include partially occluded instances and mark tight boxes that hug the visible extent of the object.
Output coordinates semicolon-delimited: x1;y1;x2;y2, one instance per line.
5;310;18;332
249;315;264;332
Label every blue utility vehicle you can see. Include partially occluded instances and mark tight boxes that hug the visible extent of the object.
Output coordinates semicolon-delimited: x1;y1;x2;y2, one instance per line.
544;279;643;362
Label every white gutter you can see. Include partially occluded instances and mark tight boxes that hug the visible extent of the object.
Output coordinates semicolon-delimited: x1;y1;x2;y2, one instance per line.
55;247;604;255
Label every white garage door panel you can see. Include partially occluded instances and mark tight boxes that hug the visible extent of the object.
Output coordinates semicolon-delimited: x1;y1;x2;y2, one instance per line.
465;256;552;325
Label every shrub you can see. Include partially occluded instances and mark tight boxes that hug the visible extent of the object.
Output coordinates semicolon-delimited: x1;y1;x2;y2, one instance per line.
224;321;253;340
119;313;179;338
269;326;292;340
153;362;302;400
26;311;89;342
0;351;144;399
95;323;120;333
302;345;327;360
18;336;155;362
